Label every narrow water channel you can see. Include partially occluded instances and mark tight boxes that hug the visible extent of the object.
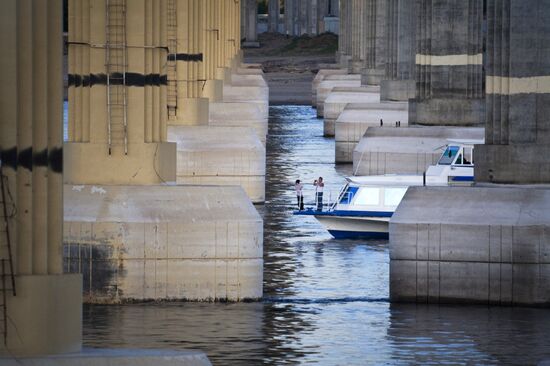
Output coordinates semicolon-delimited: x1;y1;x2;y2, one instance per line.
82;106;550;365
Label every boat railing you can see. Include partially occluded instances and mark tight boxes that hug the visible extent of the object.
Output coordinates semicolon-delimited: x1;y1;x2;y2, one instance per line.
328;189;354;211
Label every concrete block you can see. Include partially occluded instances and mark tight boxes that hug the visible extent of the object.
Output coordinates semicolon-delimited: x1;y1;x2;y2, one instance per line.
390;186;550;305
316;75;362;117
64;185;263;302
353;126;485;176
64;142;176;185
335;102;409;162
223;84;269;121
389;260;419;302
0;348;211;366
168;126;266;203
312;68;349;106
209;102;268;144
323;88;381;136
438;262;489;303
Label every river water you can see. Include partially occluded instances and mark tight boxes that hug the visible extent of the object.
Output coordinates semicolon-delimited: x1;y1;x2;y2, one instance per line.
81;106;550;365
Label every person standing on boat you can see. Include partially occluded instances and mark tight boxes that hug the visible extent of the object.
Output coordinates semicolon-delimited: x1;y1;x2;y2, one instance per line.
314;177;324;211
295;179;304;210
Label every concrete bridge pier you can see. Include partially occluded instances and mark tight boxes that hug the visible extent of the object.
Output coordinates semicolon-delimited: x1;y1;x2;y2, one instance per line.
390;0;550;306
335;0;412;158
0;0;81;356
65;0;263;304
352;0;485;172
362;0;389;86
379;0;416;102
409;0;485;126
167;0;267;204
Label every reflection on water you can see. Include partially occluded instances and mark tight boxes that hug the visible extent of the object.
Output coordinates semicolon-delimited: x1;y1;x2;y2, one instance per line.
83;106;550;365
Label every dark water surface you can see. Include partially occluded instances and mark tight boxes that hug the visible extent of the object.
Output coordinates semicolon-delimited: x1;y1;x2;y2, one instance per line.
82;106;550;365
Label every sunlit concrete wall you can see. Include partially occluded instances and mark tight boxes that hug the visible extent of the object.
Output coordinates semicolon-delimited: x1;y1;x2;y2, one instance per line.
0;0;81;356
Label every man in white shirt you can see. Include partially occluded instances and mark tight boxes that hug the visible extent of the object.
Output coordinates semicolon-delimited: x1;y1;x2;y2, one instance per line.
313;177;324;211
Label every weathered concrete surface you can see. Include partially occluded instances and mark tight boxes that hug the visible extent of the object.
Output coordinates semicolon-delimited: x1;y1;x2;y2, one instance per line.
209;102;268;144
353;126;484;175
0;0;82;357
411;0;485;126
0;275;82;356
316;74;362;116
380;79;416;102
409;98;485;127
168;126;266;203
363;0;389;86
475;0;550;185
64;184;263;303
323;87;382;136
0;348;211;366
380;0;416;101
390;186;550;305
311;68;348;106
335;102;408;162
223;83;269;121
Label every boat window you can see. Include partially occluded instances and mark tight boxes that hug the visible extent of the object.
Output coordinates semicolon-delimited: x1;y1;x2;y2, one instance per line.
463;146;473;165
454;153;463;165
353;187;380;206
339;186;358;204
438;145;459;165
384;188;408;207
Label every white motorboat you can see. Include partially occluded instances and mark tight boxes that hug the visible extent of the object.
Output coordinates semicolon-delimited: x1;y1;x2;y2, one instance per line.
294;140;481;239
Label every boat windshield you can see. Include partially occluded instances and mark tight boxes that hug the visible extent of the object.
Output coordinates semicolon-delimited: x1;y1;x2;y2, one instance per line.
339;185;358;204
438;145;460;165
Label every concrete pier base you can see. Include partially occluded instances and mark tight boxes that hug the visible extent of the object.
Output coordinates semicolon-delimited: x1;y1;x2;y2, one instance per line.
168;126;266;203
311;68;349;106
209;102;268;144
323;87;382;137
335;103;409;163
352;127;485;176
390;186;550;306
316;75;362;117
64;185;263;303
380;79;416;102
410;98;485;127
223;83;269;122
0;349;211;366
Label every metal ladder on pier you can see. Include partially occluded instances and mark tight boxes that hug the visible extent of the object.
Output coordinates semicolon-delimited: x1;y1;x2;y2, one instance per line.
105;0;128;155
166;0;178;118
0;165;16;346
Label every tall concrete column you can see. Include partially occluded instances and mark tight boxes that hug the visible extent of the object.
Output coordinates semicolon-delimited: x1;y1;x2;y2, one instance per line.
409;0;485;126
0;0;81;355
246;0;258;41
317;0;328;33
268;0;280;32
363;0;389;85
66;0;176;184
475;0;550;184
284;0;294;35
337;0;351;65
349;0;366;73
380;0;416;101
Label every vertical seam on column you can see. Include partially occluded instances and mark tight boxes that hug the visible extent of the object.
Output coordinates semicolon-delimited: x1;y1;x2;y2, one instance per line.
439;223;441;302
415;223;418;300
500;224;502;304
487;225;491;304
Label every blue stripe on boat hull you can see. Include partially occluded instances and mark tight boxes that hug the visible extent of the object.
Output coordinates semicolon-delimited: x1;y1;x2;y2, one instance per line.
328;230;389;240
